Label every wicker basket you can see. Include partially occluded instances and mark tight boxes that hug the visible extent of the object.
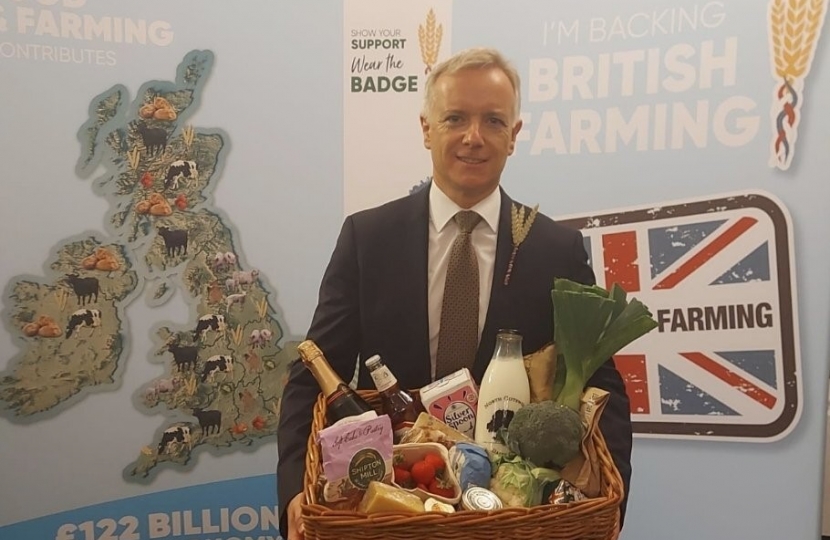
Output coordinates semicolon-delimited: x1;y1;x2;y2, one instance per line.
302;390;623;540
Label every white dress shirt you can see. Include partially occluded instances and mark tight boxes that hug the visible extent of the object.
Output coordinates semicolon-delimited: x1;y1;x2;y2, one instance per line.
427;183;501;380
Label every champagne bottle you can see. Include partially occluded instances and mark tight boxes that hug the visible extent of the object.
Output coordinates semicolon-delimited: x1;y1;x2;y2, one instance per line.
297;340;374;424
474;329;530;457
364;354;425;442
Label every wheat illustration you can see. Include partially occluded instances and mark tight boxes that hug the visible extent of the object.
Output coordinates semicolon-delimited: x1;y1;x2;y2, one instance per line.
231;324;244;346
256;298;268;319
183;125;195;147
504;203;539;286
418;9;443;74
184;375;197;396
768;0;828;170
54;289;68;312
127;146;141;169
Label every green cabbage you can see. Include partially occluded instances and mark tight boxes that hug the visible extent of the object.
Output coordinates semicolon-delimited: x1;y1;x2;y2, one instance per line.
489;454;561;507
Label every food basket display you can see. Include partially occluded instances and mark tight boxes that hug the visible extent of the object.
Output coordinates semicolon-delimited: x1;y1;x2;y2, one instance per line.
302;390;623;540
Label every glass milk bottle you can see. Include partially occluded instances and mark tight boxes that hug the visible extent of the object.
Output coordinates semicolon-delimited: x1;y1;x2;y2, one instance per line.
474;329;530;456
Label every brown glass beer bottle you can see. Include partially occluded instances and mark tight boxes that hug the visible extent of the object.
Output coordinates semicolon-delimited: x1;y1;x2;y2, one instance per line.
364;354;425;442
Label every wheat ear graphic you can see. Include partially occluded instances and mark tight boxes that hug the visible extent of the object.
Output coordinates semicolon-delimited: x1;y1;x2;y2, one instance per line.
418;9;443;75
768;0;828;170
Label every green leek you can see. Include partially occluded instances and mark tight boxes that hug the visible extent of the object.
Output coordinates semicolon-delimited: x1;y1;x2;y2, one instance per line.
551;278;659;411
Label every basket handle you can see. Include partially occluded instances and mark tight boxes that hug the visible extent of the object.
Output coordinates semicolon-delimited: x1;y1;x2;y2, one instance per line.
302;392;327;506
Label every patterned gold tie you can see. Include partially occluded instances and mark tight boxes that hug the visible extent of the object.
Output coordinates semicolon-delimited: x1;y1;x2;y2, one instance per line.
435;210;482;379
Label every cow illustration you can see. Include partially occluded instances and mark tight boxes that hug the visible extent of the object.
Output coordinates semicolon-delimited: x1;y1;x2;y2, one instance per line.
485;409;515;434
64;274;99;306
193;314;226;340
157;227;188;257
157;425;191;454
66;308;102;338
192;408;222;435
164;160;198;190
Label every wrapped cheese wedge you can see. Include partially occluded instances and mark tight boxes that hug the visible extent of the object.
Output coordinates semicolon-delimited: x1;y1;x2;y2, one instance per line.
358;481;425;514
399;412;472;448
424;497;455;513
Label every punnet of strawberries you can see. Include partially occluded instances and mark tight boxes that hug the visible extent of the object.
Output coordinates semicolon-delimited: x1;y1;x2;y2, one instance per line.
393;449;455;499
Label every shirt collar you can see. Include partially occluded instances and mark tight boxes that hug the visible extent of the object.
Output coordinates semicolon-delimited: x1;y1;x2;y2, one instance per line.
429;182;501;233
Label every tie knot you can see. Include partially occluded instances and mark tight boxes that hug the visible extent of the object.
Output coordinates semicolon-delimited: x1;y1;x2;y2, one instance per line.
454;210;481;233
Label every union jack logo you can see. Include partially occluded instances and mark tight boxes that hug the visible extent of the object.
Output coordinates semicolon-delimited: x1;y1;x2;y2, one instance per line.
559;192;801;441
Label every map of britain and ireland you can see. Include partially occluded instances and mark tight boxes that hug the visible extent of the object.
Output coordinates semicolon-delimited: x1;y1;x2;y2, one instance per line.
0;50;297;481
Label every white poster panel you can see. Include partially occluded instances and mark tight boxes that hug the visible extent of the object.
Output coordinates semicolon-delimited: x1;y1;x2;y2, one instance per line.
343;0;453;216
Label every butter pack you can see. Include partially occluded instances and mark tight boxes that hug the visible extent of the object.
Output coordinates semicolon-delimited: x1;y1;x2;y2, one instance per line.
418;368;479;438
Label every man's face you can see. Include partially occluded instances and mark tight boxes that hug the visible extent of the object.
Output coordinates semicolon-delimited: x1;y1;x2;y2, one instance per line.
420;66;522;208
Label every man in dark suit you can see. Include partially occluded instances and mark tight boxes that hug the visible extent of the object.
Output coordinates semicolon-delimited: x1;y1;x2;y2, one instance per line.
277;47;632;540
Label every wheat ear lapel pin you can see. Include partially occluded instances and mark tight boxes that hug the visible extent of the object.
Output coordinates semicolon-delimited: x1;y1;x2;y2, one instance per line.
504;203;539;286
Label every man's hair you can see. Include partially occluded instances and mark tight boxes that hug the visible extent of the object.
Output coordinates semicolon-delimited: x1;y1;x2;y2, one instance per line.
421;47;521;122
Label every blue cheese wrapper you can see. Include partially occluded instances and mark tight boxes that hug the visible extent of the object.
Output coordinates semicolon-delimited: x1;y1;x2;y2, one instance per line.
449;442;492;491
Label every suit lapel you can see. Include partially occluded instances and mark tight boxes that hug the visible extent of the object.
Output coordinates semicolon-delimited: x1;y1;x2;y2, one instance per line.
472;189;515;380
400;185;431;373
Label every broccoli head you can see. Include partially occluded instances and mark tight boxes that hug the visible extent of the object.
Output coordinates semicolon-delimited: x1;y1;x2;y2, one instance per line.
504;401;585;468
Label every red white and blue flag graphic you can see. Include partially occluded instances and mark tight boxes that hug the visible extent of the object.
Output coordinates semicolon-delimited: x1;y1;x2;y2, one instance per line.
560;192;801;441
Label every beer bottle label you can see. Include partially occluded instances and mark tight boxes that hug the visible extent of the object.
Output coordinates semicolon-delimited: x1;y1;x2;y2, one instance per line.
369;365;396;393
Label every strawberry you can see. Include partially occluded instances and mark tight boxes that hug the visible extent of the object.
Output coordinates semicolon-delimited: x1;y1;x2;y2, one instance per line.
423;453;445;474
393;452;409;470
140;172;153;189
428;478;455;499
410;460;436;485
394;466;413;488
